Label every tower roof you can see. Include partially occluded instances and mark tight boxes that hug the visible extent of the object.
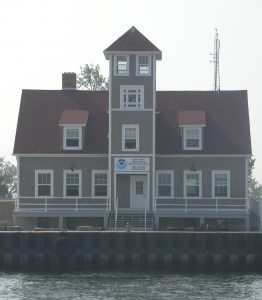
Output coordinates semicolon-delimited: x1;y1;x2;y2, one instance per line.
104;26;162;59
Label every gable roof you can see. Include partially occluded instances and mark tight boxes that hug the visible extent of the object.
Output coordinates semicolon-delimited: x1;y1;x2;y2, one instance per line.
13;90;251;155
104;26;162;59
156;90;251;155
14;90;108;154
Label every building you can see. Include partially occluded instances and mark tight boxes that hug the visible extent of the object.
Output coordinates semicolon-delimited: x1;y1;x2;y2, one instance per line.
13;27;252;231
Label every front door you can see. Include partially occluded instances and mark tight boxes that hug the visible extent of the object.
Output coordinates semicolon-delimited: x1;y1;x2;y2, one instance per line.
130;175;148;209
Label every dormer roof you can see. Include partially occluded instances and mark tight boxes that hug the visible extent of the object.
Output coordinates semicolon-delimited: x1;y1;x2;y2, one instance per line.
178;111;206;126
59;110;89;126
104;26;162;60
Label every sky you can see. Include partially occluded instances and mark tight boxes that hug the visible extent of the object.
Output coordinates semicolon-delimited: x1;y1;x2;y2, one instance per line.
0;0;262;182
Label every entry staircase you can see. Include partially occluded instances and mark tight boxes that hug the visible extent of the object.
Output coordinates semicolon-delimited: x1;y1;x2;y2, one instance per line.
108;212;154;230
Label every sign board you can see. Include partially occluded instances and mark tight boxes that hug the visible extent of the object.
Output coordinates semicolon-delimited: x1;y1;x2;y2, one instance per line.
114;157;150;172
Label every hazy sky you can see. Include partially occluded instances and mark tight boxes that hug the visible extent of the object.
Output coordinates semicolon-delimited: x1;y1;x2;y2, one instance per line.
1;0;262;181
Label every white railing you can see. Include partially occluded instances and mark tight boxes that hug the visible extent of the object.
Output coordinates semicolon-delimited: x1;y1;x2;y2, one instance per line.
115;196;119;231
156;197;247;212
15;197;110;212
144;196;147;230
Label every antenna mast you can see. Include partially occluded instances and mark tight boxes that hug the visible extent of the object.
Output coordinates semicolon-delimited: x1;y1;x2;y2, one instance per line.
211;29;220;91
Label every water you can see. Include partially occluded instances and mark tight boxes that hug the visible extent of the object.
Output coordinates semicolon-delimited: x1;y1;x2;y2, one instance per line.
0;272;262;300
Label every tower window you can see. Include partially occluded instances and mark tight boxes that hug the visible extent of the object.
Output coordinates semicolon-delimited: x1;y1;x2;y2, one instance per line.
120;85;144;109
136;55;151;76
122;124;139;151
114;55;129;75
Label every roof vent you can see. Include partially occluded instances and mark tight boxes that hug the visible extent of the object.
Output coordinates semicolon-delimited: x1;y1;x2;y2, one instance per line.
62;72;76;90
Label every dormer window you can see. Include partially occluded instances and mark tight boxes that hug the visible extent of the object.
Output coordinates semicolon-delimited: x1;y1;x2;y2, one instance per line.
178;111;206;151
114;55;129;76
59;110;89;151
64;127;82;150
183;127;202;150
136;55;151;76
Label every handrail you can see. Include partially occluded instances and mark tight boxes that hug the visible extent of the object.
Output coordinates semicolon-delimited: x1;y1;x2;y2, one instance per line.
115;196;118;231
156;197;247;212
16;196;110;212
144;196;147;231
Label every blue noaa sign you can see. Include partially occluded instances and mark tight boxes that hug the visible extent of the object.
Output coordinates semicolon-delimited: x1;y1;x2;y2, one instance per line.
114;157;150;172
116;158;127;170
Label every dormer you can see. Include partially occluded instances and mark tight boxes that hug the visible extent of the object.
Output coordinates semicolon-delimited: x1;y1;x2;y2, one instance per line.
178;111;206;151
59;110;89;150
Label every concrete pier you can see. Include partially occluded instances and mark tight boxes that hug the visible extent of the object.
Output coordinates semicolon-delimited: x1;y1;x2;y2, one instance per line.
0;231;262;272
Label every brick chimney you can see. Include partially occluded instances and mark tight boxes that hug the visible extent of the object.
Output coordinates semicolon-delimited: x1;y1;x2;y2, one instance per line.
62;72;76;89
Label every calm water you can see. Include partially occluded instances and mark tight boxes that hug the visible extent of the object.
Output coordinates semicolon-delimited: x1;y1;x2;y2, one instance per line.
0;272;262;300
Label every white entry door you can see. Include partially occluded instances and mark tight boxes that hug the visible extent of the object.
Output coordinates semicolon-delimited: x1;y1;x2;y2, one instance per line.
130;175;148;209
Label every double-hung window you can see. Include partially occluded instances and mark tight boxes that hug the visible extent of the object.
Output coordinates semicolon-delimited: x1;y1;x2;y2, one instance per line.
64;170;82;197
120;85;144;109
156;171;174;197
122;125;139;151
184;170;202;198
92;171;108;197
114;55;129;75
35;170;53;197
183;127;202;150
212;171;230;198
63;127;82;150
136;55;151;76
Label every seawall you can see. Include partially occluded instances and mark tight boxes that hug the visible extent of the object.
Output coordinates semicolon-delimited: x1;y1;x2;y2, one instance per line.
0;231;262;272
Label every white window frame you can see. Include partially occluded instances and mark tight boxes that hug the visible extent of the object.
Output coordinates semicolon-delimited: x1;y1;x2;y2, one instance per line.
136;55;151;76
182;126;203;150
156;170;174;198
114;55;129;76
63;126;82;150
35;170;54;198
212;170;230;198
184;170;202;198
92;170;108;198
63;170;82;198
122;124;139;151
120;85;144;109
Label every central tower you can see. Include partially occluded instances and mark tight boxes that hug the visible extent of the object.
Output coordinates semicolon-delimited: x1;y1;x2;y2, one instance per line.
104;26;162;214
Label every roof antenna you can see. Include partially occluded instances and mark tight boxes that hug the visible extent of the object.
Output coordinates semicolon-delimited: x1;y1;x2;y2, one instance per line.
210;29;220;91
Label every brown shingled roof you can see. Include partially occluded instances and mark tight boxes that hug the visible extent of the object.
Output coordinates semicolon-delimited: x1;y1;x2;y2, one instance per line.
13;90;251;155
104;26;162;59
14;90;108;154
156;90;251;155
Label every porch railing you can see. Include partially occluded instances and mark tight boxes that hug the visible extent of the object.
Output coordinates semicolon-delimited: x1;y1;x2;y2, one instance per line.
156;197;247;212
15;197;110;212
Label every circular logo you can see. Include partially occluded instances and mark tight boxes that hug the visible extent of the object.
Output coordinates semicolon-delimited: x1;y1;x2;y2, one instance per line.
116;159;127;170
